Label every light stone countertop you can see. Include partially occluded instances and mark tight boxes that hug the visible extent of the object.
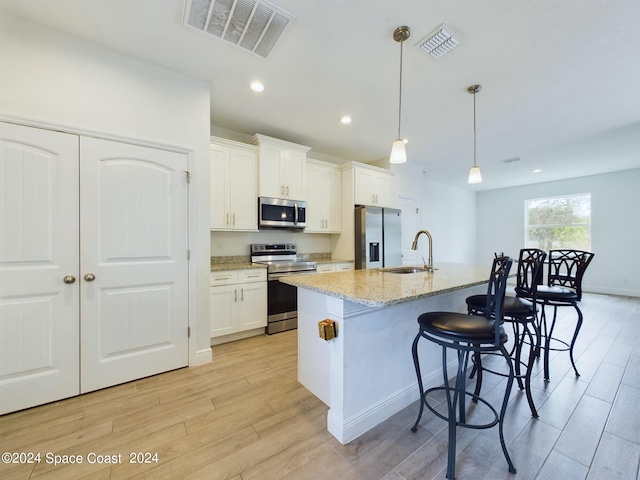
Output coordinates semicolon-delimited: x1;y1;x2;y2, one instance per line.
210;262;266;272
279;262;492;308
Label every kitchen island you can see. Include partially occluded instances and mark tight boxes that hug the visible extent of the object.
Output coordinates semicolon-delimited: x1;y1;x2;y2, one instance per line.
280;263;492;444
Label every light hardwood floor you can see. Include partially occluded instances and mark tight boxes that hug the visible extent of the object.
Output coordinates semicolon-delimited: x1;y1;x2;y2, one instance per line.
1;293;639;480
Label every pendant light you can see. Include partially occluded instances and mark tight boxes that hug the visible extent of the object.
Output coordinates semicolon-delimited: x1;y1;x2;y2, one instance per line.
467;84;483;184
390;26;410;164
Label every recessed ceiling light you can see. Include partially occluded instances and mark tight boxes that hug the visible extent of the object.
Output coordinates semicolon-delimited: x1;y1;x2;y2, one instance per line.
340;115;352;124
533;169;542;173
250;81;265;93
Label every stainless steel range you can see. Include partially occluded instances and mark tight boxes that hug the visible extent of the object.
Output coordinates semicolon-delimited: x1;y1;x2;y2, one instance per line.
251;243;317;334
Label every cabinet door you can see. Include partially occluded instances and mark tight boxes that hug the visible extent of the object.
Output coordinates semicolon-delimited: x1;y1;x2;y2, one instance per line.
304;162;324;232
283;148;305;199
373;171;393;207
229;148;257;230
258;144;284;198
211;284;238;337
238;282;267;331
0;122;80;415
210;144;230;229
354;168;375;205
324;167;342;232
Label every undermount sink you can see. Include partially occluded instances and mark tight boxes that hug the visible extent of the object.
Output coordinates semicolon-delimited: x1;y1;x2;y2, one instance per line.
382;266;436;274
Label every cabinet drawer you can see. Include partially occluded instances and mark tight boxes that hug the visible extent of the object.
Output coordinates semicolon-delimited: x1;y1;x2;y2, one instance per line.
238;269;267;283
210;270;238;286
336;263;354;272
316;264;336;274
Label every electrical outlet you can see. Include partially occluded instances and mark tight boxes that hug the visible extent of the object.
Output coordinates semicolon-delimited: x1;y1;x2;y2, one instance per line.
216;242;223;250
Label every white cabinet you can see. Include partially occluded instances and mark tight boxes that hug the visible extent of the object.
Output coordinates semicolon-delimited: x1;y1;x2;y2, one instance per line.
250;134;310;200
210;138;258;231
316;263;336;274
210;269;267;338
353;164;394;207
335;262;354;272
305;159;341;233
317;262;354;274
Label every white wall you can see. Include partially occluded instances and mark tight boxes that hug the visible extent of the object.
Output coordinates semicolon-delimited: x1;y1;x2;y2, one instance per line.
211;230;332;257
476;169;640;297
391;162;477;264
0;13;213;363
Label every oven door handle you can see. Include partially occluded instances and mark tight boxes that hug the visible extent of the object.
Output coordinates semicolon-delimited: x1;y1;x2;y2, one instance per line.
268;270;316;280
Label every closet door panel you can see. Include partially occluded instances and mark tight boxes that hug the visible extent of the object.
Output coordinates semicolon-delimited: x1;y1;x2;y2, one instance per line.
0;122;80;414
79;138;189;393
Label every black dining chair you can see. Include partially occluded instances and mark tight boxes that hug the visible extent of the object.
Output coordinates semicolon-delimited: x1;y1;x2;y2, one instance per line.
535;249;595;381
411;256;516;479
465;248;546;418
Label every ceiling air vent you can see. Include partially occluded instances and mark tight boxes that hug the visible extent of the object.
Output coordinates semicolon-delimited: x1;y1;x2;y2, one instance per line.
415;24;463;60
183;0;295;58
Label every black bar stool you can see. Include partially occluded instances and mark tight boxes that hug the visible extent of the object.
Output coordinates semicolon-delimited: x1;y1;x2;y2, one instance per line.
465;248;546;418
535;249;595;381
411;256;515;480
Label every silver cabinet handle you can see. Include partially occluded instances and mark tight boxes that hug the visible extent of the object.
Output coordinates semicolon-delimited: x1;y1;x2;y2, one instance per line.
226;213;229;225
241;288;244;301
234;289;237;302
286;185;289;196
63;275;76;284
232;213;236;226
84;273;96;282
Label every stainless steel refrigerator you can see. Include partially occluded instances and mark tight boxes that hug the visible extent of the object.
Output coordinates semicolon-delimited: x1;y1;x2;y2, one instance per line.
354;205;402;269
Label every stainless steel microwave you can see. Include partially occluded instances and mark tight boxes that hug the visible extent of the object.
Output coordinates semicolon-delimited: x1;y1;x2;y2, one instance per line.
258;197;306;230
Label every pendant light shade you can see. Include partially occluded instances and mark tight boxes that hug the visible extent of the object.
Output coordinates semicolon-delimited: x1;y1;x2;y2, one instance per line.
467;84;483;184
390;26;410;164
390;139;407;164
468;165;482;184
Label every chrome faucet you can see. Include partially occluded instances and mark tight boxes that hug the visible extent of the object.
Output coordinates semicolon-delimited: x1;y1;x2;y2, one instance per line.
411;229;434;272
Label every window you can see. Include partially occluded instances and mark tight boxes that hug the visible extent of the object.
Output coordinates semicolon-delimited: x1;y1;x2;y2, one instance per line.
525;193;591;250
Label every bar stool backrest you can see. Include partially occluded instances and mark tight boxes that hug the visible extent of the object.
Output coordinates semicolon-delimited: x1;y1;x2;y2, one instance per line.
484;256;514;345
514;248;547;302
547;249;595;301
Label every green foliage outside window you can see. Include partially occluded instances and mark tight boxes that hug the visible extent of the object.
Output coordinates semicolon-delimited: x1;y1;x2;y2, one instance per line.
525;194;591;251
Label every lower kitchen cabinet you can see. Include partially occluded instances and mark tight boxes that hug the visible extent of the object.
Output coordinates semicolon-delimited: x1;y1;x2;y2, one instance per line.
210;269;267;338
317;262;354;273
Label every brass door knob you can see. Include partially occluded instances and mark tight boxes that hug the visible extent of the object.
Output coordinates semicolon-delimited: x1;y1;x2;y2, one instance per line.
63;275;76;284
84;273;96;282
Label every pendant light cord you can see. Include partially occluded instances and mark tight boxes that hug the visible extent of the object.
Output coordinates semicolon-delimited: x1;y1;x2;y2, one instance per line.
472;89;477;167
397;39;403;140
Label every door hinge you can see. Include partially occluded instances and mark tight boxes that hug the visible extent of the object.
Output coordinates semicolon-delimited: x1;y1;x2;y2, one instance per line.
188;326;191;338
187;249;191;260
184;170;191;183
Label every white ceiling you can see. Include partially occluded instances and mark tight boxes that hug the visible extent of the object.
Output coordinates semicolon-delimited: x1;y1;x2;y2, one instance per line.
2;0;640;191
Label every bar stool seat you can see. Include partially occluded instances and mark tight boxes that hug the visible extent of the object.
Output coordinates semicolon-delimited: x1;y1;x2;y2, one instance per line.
411;256;516;480
467;294;536;319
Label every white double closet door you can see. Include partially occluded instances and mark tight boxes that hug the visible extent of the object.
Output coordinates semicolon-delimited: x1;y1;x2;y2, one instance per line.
0;122;189;415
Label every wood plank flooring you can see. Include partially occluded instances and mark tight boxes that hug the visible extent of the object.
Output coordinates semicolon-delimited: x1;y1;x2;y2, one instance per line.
1;293;639;479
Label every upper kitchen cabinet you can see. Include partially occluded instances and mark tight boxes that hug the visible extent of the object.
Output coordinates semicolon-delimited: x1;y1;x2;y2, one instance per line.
210;137;258;231
348;162;395;208
305;159;341;233
250;134;311;200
